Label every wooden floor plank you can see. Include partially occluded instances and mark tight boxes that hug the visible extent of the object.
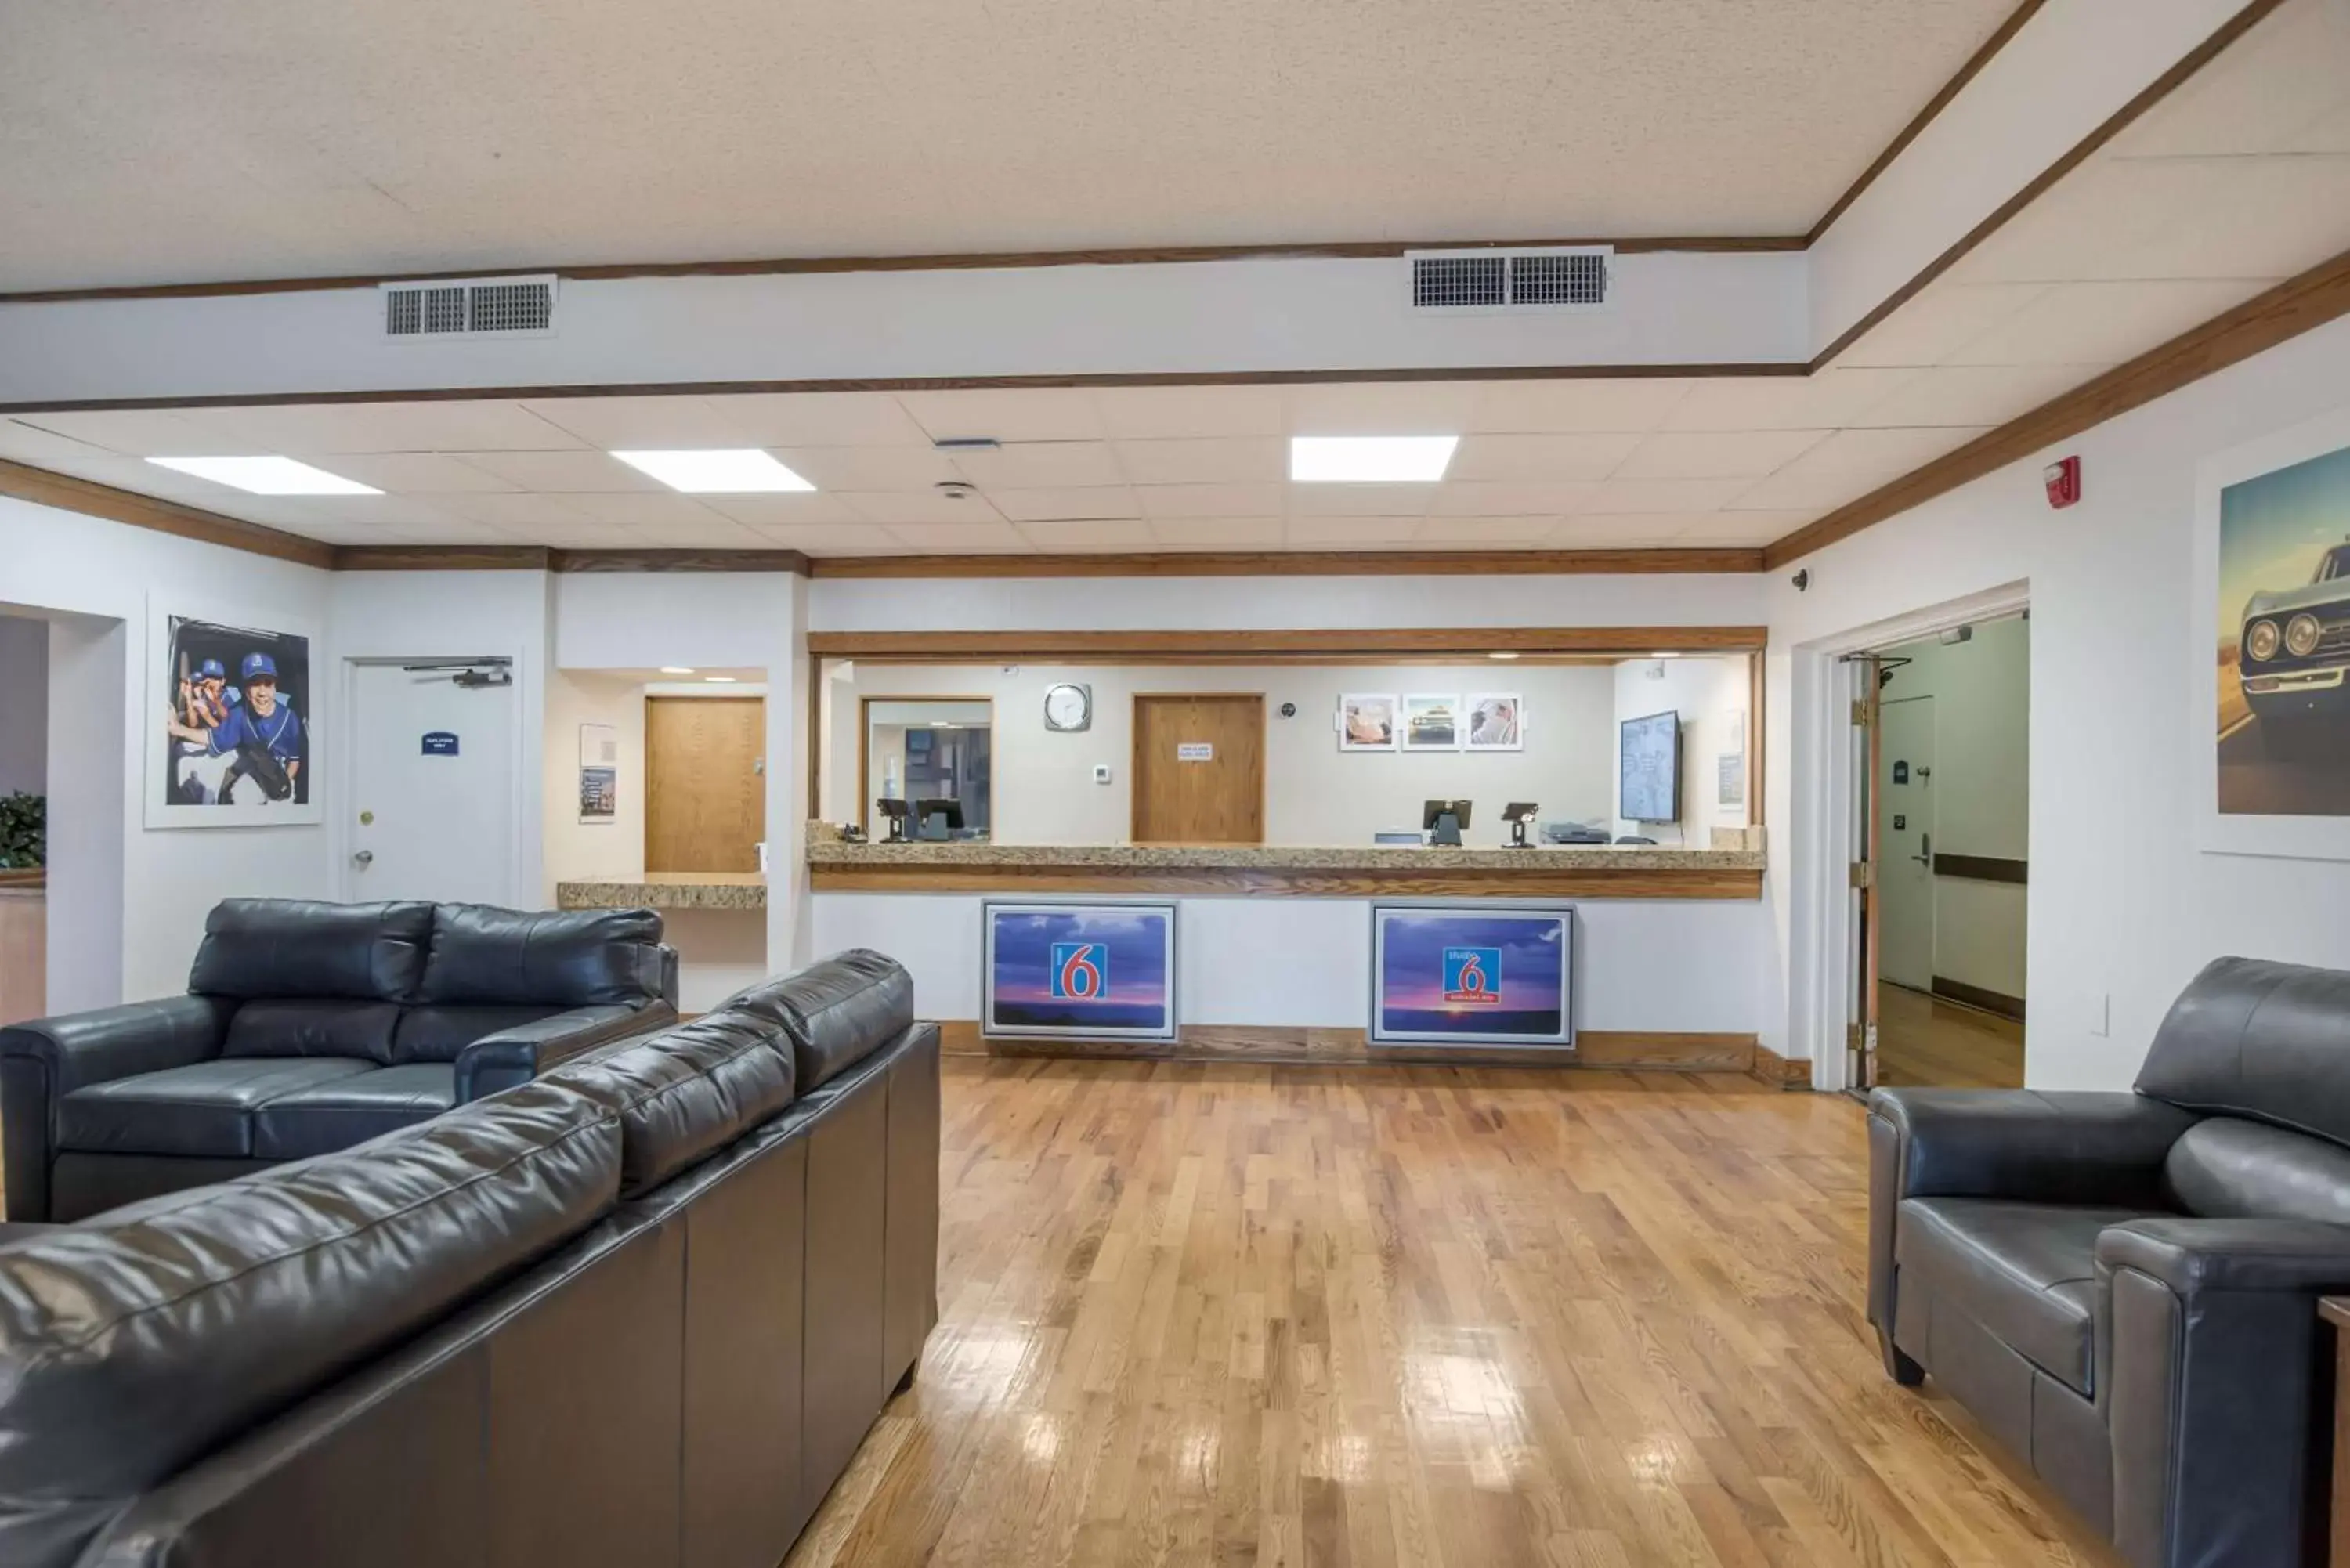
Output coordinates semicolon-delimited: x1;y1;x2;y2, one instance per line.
787;1058;2118;1568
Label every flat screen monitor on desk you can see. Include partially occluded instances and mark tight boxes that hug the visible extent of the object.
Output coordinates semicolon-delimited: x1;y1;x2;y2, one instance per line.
1422;798;1472;847
915;797;964;841
1619;710;1682;824
875;797;911;844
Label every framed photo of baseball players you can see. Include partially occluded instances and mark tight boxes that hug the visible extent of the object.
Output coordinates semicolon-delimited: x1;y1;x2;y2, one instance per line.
145;598;323;827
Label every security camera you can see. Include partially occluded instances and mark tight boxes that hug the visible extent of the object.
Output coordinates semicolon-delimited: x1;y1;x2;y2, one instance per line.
1791;568;1810;591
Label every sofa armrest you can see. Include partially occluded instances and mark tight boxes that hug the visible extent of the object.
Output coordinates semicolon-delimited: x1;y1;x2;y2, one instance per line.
0;996;231;1223
2099;1218;2350;1568
453;1001;674;1103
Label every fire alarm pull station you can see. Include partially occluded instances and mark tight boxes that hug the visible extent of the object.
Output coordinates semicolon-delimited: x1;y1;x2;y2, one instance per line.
2044;455;2081;509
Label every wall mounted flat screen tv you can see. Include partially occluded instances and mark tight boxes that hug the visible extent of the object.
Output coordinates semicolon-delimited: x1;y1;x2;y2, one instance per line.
1619;710;1682;823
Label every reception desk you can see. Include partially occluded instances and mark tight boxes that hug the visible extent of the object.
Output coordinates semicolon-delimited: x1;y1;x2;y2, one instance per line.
805;833;1774;1071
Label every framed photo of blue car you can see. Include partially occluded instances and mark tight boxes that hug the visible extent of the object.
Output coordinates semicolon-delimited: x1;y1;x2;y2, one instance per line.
982;901;1180;1042
1368;904;1574;1047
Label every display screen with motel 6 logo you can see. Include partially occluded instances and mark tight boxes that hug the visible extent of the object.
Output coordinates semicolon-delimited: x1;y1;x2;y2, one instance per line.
982;902;1178;1042
1372;905;1574;1047
1441;946;1504;1004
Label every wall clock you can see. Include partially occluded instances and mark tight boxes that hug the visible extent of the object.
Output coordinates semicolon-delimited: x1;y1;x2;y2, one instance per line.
1043;681;1093;732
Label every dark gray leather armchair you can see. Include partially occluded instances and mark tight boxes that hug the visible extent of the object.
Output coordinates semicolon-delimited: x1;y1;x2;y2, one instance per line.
1870;956;2350;1568
0;898;678;1221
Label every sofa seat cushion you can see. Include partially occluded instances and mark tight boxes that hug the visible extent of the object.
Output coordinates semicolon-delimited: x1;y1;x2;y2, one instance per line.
391;1003;562;1064
56;1058;381;1159
1897;1198;2159;1395
251;1064;458;1161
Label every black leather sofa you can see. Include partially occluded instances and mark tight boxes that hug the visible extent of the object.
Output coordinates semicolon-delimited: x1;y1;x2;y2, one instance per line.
1869;956;2350;1568
0;898;678;1222
0;948;939;1568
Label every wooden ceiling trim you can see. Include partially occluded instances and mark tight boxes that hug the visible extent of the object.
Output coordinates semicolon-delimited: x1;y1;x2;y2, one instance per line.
0;456;335;569
804;547;1762;579
805;627;1767;660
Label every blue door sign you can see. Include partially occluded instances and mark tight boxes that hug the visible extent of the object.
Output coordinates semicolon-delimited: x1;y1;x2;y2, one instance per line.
422;731;460;757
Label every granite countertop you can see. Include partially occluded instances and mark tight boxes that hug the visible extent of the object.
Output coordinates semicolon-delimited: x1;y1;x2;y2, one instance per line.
556;873;767;911
805;837;1763;873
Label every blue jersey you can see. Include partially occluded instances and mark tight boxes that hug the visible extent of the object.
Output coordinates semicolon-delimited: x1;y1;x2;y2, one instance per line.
209;699;302;762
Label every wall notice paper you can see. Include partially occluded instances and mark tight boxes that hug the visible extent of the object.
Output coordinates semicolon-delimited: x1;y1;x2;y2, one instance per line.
579;723;618;823
1177;742;1214;761
1718;753;1745;808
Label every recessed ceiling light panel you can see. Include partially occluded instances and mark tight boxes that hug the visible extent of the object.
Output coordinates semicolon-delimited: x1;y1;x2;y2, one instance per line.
1289;435;1458;483
660;667;696;675
610;450;814;493
147;456;381;496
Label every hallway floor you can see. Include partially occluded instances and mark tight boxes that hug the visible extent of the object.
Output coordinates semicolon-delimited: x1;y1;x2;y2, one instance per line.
1876;984;2025;1090
787;1057;2111;1567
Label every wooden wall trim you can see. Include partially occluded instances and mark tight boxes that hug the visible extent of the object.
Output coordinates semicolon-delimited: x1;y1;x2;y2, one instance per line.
0;456;336;569
1766;242;2350;569
1751;1040;1815;1089
1934;852;2026;884
1932;975;2026;1023
805;626;1767;660
937;1020;1759;1072
805;547;1762;579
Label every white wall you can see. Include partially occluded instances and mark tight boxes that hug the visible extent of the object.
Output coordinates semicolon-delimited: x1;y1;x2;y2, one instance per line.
0;497;334;1004
541;669;646;895
1611;656;1752;844
825;661;1619;845
0;615;47;798
1770;313;2350;1089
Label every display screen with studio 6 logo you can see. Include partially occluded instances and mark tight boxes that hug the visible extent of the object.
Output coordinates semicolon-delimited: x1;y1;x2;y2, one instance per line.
983;901;1178;1042
1371;905;1574;1046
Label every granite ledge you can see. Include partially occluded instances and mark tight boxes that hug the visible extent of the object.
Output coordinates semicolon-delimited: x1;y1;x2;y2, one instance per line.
557;873;766;911
805;840;1763;874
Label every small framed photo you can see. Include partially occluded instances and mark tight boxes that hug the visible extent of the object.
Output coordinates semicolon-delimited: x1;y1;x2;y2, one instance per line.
1401;694;1461;751
1463;692;1524;751
1338;693;1397;751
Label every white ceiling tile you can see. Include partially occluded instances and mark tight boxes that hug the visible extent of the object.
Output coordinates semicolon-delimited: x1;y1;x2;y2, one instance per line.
1723;471;1876;514
2108;0;2350;160
563;492;735;526
1286;482;1436;517
1285;516;1423;547
2102;155;2350;282
698;492;865;526
1542;516;1694;547
620;515;773;548
1113;437;1286;485
1766;425;1987;484
431;450;657;492
485;521;647;547
1665;369;1918;431
896;390;1102;443
1286;382;1484;435
705;392;932;447
1835;283;2051;367
1426;481;1596;518
428;492;598;527
309;453;523;493
0;418;117;467
950;441;1126;489
1135;482;1286;518
843;490;1008;525
1574;479;1752;515
15;409;261;457
1469;379;1694;433
741;522;904;554
27;454;239;502
1614;428;1829;481
515;396;750;450
1948;279;2269;367
1940;160;2186;286
882;521;1032;551
779;446;961;490
1447;432;1642;482
224;493;480;534
1093;386;1288;439
1148;517;1285;549
1015;518;1159;551
1415;516;1562;545
990;486;1142;522
190;400;584;454
1665;513;1817;546
1849;363;2099;428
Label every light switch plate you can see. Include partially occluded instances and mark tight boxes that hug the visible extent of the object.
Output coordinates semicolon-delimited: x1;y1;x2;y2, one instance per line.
1093;764;1112;784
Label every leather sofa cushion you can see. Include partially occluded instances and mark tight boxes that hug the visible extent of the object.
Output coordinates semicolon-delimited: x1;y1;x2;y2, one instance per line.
189;899;435;1003
544;1012;794;1198
56;1058;381;1159
0;1082;620;1568
419;905;666;1007
724;950;912;1095
391;1002;562;1064
251;1064;458;1161
1897;1198;2158;1396
222;999;401;1064
2163;1116;2350;1223
2138;956;2350;1147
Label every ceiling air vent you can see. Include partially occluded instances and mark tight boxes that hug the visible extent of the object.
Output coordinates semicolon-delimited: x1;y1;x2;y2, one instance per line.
381;275;558;340
1406;247;1611;313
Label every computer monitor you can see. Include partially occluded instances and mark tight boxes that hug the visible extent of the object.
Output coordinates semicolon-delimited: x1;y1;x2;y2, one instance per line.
1501;801;1538;849
1421;798;1472;846
915;797;964;840
875;797;911;843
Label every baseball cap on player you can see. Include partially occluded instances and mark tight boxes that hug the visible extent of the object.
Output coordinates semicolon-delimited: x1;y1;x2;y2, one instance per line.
197;659;226;681
241;652;278;683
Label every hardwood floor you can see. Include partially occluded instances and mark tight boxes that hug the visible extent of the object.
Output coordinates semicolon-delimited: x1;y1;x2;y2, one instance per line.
1876;983;2025;1090
790;1058;2115;1567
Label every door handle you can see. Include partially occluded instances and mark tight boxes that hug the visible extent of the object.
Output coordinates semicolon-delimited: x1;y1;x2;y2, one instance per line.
352;849;374;867
1913;833;1932;867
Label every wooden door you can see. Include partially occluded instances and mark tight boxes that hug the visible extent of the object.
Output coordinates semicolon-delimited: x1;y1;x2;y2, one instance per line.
1132;694;1264;844
645;696;765;872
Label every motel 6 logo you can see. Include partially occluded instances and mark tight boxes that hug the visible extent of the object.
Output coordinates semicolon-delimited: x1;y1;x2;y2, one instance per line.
1051;942;1108;1000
